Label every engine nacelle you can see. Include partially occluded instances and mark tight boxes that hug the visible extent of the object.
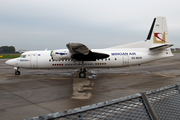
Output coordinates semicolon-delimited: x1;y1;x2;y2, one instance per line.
50;50;72;61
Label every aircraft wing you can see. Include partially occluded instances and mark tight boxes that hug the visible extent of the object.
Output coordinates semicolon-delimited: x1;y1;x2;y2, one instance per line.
66;42;90;55
149;43;173;50
66;42;109;61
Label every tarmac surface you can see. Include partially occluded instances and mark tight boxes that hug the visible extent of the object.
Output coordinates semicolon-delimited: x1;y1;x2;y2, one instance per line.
0;53;180;120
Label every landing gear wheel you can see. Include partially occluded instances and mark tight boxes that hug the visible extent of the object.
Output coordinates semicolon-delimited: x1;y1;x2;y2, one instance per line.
15;71;20;75
79;72;86;78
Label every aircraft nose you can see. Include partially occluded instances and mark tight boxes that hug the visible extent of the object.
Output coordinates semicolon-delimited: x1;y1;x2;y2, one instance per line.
5;59;18;66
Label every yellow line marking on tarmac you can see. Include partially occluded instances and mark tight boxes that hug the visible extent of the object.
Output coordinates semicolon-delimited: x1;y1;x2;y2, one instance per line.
151;72;176;78
1;75;14;77
51;78;69;80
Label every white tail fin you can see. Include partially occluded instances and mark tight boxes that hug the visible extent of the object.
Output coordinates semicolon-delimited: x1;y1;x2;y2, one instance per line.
106;16;173;50
146;16;173;49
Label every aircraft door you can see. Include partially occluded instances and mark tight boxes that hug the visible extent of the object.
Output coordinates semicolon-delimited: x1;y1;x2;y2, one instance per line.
30;54;38;68
122;55;129;66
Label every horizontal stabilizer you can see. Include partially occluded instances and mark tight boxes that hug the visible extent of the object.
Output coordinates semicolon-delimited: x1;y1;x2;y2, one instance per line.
149;44;173;50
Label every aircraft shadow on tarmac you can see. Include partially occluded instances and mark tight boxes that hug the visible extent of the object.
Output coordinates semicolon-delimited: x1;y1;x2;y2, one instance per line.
71;70;96;99
72;78;94;99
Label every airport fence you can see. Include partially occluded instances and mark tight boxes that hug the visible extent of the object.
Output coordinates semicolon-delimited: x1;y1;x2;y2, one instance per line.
25;83;180;120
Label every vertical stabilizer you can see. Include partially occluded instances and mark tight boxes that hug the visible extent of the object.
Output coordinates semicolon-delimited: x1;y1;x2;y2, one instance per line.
146;16;170;48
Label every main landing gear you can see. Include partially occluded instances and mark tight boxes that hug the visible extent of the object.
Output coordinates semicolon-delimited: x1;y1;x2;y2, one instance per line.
79;69;86;78
14;67;20;75
74;61;86;78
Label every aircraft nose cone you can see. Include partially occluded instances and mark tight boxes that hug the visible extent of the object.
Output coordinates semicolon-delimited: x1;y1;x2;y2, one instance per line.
5;59;17;66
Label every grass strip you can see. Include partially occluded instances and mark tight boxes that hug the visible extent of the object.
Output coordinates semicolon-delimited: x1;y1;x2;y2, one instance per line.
0;54;21;59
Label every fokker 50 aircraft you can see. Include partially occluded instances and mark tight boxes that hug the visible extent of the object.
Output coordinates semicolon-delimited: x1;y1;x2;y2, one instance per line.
6;16;173;78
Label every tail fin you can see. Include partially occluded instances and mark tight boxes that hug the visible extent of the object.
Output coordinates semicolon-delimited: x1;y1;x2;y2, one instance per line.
146;16;173;49
106;16;173;50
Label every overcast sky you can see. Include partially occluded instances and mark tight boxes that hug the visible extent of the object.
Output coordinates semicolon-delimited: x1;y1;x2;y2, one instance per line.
0;0;180;51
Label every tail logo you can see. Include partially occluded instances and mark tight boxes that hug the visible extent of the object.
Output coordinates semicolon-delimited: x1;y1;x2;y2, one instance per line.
153;31;166;43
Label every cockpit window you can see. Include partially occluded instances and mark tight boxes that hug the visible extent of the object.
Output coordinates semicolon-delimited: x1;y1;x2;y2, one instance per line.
20;55;26;58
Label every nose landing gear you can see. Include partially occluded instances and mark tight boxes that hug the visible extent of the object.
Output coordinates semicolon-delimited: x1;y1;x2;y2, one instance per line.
14;67;20;75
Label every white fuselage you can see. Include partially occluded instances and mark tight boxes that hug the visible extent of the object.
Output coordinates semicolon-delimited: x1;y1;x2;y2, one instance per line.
6;48;173;69
5;16;174;77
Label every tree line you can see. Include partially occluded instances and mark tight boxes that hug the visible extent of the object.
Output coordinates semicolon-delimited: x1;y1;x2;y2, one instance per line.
0;46;15;53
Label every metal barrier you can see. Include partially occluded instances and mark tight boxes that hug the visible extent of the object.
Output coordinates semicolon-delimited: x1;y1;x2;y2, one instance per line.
25;83;180;120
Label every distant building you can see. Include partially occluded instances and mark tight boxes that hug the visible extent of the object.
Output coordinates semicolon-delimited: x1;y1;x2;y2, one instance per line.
0;48;4;53
171;48;180;52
